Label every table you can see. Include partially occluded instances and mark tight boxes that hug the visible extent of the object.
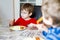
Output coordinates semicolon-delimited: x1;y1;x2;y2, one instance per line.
0;25;45;40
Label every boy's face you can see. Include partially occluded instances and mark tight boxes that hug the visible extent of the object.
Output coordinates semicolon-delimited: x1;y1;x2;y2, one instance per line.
21;9;32;19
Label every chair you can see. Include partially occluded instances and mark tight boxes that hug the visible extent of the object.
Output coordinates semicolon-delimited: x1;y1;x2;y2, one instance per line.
30;6;43;24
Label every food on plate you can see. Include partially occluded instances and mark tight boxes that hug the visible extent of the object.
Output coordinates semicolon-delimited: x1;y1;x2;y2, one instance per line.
20;26;25;30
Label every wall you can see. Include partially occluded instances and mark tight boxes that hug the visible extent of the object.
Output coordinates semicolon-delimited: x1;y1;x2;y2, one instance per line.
0;0;13;26
14;0;20;20
36;0;42;6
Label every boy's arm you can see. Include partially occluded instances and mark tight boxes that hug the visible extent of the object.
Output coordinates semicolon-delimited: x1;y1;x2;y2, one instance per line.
13;18;20;25
9;18;20;26
9;19;15;26
27;19;37;28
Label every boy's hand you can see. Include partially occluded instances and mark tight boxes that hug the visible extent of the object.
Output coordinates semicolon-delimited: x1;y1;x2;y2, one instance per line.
9;19;15;26
28;23;36;27
27;23;38;30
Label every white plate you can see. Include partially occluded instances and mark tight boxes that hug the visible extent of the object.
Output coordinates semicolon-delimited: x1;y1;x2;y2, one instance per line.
10;26;26;30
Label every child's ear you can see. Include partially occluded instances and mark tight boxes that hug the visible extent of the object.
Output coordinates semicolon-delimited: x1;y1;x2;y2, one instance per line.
29;13;32;16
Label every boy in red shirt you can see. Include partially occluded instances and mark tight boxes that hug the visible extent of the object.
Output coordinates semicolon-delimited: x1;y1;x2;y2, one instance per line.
9;3;37;27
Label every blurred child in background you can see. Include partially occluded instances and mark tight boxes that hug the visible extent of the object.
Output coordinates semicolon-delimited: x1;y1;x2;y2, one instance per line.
41;0;60;40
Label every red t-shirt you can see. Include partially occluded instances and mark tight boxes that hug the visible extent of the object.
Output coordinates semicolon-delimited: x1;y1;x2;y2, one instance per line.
14;17;37;27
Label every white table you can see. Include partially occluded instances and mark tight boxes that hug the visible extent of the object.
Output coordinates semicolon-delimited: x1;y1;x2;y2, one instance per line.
0;25;45;40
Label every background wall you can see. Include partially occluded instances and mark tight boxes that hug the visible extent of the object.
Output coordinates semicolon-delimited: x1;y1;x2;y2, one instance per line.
0;0;13;26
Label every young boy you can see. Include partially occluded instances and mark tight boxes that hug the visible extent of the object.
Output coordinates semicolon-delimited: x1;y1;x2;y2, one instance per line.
41;0;60;40
9;3;37;27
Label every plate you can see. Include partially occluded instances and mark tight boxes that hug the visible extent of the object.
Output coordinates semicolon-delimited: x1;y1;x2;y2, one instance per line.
10;26;26;30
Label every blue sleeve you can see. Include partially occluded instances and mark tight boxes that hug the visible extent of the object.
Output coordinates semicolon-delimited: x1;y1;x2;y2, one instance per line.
54;27;60;35
42;31;47;37
42;27;60;40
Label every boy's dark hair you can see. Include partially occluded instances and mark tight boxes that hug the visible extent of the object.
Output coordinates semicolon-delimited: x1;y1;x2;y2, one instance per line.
21;3;34;13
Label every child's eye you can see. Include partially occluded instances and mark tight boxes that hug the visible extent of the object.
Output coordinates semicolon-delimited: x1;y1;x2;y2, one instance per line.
21;12;27;15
